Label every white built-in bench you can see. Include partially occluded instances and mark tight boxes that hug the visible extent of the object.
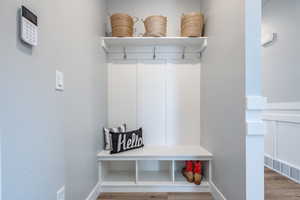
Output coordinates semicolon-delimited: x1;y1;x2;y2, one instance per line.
97;146;213;192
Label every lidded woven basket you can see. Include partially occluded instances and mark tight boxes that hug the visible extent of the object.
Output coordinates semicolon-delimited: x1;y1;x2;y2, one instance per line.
111;13;134;37
181;12;204;37
143;15;167;37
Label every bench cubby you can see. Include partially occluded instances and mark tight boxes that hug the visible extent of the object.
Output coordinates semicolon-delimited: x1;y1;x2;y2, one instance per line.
98;146;212;192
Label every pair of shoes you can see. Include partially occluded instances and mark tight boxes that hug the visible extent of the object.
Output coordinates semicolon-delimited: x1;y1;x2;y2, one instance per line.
182;161;203;185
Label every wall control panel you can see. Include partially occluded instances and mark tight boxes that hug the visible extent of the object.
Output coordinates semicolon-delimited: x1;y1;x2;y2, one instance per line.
56;70;64;91
21;6;38;46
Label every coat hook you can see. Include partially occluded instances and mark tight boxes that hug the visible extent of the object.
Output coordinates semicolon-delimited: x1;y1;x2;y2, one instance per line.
153;46;156;60
182;47;186;60
123;47;127;60
262;32;277;47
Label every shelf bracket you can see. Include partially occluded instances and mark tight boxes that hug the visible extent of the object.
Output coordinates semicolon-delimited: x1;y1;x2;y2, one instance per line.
123;47;127;60
182;47;186;60
153;46;157;60
199;39;208;59
101;40;108;54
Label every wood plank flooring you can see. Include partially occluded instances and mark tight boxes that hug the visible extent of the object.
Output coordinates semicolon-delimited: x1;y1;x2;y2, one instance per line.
265;168;300;200
98;168;300;200
98;193;213;200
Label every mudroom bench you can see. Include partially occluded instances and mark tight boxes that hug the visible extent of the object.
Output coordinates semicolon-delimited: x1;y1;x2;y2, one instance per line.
97;146;213;192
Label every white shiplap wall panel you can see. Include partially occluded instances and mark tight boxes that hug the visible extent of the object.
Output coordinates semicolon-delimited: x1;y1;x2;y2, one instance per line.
137;61;166;146
108;60;201;148
108;62;138;130
166;62;201;146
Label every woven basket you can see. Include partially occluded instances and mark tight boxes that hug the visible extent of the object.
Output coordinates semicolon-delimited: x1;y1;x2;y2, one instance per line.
111;13;134;37
181;12;204;37
143;16;167;37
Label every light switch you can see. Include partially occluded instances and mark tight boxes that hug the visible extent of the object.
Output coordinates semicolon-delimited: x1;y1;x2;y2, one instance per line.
56;70;64;91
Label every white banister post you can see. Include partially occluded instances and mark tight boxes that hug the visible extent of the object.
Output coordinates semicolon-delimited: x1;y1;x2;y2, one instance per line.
245;0;265;199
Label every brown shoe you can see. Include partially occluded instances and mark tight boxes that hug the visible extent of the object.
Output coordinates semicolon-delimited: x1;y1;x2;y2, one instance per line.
182;161;194;183
194;161;203;185
194;172;202;185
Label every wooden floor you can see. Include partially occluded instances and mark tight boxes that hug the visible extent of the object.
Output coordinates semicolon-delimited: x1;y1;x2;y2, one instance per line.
98;168;300;200
265;168;300;200
98;193;212;200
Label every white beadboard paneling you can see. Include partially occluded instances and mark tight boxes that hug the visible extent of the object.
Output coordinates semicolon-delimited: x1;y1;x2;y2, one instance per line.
108;62;138;130
166;62;201;146
277;122;300;168
137;61;166;146
264;121;275;158
264;101;300;183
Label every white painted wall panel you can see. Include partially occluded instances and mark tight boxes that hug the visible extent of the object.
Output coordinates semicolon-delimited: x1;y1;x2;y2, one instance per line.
137;61;166;146
277;122;300;168
264;103;300;170
166;62;201;146
108;61;201;147
108;62;138;130
264;121;275;157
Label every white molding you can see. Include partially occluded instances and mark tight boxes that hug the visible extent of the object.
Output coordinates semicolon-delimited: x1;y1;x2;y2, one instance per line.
263;101;300;123
265;102;300;111
210;182;226;200
246;96;266;136
262;114;300;124
100;184;210;193
86;182;101;200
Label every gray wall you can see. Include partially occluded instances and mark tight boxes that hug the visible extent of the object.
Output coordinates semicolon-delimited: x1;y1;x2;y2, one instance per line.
0;0;107;199
262;0;300;102
61;0;107;199
200;0;246;199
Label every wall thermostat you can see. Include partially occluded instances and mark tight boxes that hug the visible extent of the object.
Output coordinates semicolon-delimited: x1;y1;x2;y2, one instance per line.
21;6;38;46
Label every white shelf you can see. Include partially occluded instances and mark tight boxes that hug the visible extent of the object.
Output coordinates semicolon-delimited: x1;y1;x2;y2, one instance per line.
98;145;213;160
174;170;209;186
102;171;136;183
138;171;172;183
101;37;208;55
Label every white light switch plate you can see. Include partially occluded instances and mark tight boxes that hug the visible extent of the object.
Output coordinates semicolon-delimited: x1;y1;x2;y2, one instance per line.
56;70;64;91
57;186;65;200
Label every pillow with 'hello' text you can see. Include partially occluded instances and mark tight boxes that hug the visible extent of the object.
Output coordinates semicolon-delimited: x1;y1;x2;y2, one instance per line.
110;128;144;154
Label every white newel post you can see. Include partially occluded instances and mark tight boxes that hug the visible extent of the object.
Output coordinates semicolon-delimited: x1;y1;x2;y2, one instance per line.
246;96;266;200
245;0;265;199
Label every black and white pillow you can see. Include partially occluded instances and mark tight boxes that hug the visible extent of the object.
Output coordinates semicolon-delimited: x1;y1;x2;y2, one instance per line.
110;128;144;154
103;124;126;150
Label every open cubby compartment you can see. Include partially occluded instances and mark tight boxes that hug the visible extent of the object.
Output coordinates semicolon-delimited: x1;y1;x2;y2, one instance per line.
137;160;173;184
174;160;210;185
101;160;136;184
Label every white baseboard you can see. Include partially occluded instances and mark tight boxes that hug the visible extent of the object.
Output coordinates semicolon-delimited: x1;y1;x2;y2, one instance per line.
86;182;101;200
265;155;300;184
101;185;210;193
210;182;226;200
